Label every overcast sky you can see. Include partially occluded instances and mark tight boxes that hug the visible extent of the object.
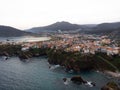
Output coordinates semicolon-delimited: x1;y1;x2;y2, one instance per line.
0;0;120;29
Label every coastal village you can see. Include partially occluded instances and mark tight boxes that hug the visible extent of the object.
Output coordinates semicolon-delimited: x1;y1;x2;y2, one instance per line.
1;0;120;89
0;34;120;90
0;34;120;72
0;34;119;57
18;34;120;56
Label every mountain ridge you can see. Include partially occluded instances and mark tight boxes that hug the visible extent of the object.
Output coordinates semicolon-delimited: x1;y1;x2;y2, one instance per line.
27;21;81;33
0;21;120;38
26;21;120;39
0;25;36;37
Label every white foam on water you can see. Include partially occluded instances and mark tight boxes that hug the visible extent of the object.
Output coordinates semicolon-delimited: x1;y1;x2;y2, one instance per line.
64;81;69;85
2;56;9;60
85;81;93;87
49;65;60;70
68;70;74;73
63;78;71;85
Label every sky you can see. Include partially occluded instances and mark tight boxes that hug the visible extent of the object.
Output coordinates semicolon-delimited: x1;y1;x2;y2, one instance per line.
0;0;120;29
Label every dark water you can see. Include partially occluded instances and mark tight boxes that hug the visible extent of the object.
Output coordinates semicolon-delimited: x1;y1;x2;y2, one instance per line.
0;57;111;90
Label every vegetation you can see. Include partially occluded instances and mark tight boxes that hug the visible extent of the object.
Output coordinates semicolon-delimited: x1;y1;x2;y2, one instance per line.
0;44;120;73
47;49;120;72
101;81;120;90
0;25;36;37
0;44;21;56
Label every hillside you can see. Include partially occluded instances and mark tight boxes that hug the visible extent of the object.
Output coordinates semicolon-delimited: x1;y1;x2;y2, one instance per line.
94;22;120;30
27;21;81;33
0;25;35;37
81;22;120;39
26;21;120;39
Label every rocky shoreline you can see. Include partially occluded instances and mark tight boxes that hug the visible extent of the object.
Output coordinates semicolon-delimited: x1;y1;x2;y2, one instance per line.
0;44;120;89
63;76;96;87
0;44;120;73
101;81;120;90
103;70;120;78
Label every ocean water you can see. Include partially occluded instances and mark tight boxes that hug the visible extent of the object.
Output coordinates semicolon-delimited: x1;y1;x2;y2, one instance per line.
0;36;51;42
0;57;111;90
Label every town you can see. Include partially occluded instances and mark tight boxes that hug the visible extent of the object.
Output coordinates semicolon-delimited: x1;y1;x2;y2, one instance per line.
18;34;120;56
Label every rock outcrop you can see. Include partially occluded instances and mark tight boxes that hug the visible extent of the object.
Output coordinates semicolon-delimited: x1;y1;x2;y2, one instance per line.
71;76;87;84
101;81;120;90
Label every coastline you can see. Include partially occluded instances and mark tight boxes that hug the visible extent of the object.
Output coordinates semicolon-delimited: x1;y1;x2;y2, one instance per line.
102;70;120;78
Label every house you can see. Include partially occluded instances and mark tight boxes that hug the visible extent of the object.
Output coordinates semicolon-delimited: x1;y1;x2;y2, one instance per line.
83;48;90;54
21;46;29;51
112;47;120;55
106;48;114;56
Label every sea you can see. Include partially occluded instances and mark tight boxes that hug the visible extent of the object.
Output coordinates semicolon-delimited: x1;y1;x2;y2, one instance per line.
0;56;116;90
0;36;51;42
